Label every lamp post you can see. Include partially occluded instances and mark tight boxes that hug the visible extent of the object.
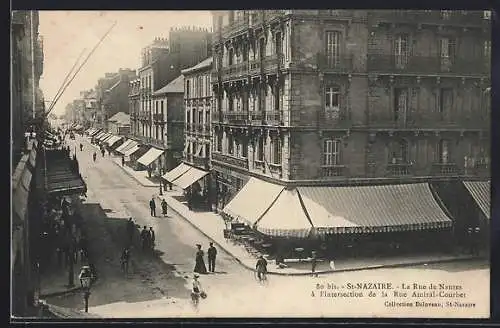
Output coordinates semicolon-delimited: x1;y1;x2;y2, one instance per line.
159;168;163;196
80;272;92;313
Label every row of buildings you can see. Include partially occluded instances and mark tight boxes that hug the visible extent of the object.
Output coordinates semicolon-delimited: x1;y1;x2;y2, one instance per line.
82;10;490;251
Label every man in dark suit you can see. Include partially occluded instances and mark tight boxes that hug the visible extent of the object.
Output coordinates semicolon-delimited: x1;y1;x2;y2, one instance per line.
207;242;217;273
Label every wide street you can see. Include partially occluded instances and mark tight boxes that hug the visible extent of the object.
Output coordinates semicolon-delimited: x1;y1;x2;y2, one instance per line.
44;135;490;318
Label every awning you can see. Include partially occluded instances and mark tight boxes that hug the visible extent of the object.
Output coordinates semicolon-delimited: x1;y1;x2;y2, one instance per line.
123;144;142;157
254;189;313;238
117;140;138;155
94;132;106;140
162;162;191;182
171;166;209;189
463;181;490;219
137;147;164;166
90;129;102;137
115;139;133;153
222;177;284;226
297;183;453;234
105;135;121;147
44;150;86;196
100;134;113;142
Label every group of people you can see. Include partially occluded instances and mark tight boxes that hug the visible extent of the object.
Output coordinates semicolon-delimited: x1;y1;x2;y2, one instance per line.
193;243;218;274
149;197;169;217
140;225;156;253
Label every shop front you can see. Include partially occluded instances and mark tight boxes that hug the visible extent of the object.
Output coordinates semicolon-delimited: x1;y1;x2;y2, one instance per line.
137;147;164;178
212;164;250;212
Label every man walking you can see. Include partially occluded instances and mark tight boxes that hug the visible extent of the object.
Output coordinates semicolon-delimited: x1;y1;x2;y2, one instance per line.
149;197;156;217
126;218;135;245
207;242;217;273
149;227;155;253
121;155;125;166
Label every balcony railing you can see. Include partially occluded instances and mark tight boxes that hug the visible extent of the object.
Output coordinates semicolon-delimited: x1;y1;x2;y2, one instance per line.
431;163;459;175
367;54;489;76
153;113;165;123
262;54;284;73
320;165;347;177
250;111;264;125
386;163;413;176
264;111;282;125
222;62;249;80
318;110;352;129
222;111;249;124
369;10;487;27
193;155;209;169
268;163;283;177
317;54;354;73
249;59;263;75
212;152;249;170
366;112;489;130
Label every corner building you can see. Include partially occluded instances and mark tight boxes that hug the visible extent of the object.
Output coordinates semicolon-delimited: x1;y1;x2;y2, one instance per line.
210;10;491;254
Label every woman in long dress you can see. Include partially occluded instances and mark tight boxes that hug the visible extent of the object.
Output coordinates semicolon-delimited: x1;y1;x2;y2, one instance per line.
194;244;208;274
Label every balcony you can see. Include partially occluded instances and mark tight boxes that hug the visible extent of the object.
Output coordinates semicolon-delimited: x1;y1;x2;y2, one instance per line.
193;155;210;169
203;124;211;135
367;54;489;76
222;111;249;125
318;110;352;129
320;165;347;177
317;54;353;73
249;111;263;125
264;111;282;125
369;10;487;28
386;163;413;176
221;16;249;38
268;163;283;177
249;59;263;76
153;113;165;123
366;112;489;130
262;54;284;73
212;152;249;170
431;163;459;175
212;111;221;123
221;62;249;80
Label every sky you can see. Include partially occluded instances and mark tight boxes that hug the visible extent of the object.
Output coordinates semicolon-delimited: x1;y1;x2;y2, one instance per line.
39;11;212;117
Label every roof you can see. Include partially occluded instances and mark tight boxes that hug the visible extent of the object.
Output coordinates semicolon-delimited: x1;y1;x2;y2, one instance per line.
107;112;130;124
106;80;121;92
153;75;184;96
181;57;213;75
463;181;490;219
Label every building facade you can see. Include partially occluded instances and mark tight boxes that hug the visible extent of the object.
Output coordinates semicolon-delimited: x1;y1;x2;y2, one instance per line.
107;112;131;135
210;10;490;210
128;78;141;136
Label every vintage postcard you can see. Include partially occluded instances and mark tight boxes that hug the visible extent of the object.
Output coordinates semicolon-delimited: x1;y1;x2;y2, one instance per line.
11;10;491;319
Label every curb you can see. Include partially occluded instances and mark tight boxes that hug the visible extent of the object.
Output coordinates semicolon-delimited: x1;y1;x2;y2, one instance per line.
40;286;82;298
110;156;158;188
165;202;485;276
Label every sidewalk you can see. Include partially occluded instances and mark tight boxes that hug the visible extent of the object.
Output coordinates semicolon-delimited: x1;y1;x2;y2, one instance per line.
109;155;481;276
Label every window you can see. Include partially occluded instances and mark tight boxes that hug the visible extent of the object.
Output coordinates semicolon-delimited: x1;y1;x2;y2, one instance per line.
160;101;164;116
186;80;190;99
275;32;282;55
323;139;341;166
439;37;456;71
271;137;282;164
227;134;234;155
484;40;491;59
228;48;234;66
325;31;341;67
438;88;453;115
242;139;248;158
216;132;222;152
394;34;409;69
389;140;409;164
257;136;264;161
274;84;280;111
259;38;266;59
394;88;408;121
235;140;241;157
437;139;450;164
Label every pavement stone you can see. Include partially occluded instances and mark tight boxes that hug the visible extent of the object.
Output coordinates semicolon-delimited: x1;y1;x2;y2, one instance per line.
104;149;480;276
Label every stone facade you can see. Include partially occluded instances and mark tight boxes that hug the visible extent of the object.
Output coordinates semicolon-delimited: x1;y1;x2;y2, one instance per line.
210;10;491;200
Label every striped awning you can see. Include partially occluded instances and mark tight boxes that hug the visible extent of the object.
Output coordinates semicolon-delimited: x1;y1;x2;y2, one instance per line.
105;135;122;147
254;188;313;238
94;131;106;140
100;134;113;142
222;177;284;226
298;183;453;234
137;147;164;166
171;166;209;189
123;144;142;157
162;162;191;182
90;129;102;137
463;181;490;219
115;139;133;153
44;150;87;196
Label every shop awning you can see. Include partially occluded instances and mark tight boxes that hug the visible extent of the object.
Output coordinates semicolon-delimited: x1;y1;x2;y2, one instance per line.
297;183;452;234
222;177;284;226
90;129;102;137
254;188;313;238
115;139;133;153
45;150;87;196
118;140;138;155
105;135;121;147
171;166;209;189
94;132;106;140
137;147;164;166
123;144;142;157
162;162;191;182
100;134;113;142
463;181;490;219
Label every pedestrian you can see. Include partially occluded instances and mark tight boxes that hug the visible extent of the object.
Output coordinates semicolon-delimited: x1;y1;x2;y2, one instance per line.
126;218;135;245
93;152;97;162
311;250;318;277
120;247;130;274
79;143;83;151
140;226;149;251
149;197;156;217
101;148;105;157
149;227;155;252
207;242;217;273
161;198;168;217
194;244;208;274
121;155;125;166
